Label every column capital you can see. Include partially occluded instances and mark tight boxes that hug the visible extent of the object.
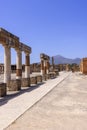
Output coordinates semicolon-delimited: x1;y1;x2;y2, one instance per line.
41;58;44;61
3;44;11;49
24;51;30;56
15;48;22;53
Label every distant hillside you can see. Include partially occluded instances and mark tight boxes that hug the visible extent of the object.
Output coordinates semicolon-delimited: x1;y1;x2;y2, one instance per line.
50;55;81;65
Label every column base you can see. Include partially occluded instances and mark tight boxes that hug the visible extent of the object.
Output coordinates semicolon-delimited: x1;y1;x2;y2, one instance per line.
21;78;30;87
37;75;42;83
30;76;37;85
48;72;56;79
42;74;47;81
0;83;6;97
7;79;21;91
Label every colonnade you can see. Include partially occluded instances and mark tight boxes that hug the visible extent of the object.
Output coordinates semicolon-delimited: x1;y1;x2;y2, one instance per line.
0;28;31;84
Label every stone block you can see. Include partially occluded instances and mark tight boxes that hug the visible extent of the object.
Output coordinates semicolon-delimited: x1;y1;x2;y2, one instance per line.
7;79;21;91
30;76;37;84
37;75;42;83
21;78;30;87
54;70;59;76
48;72;56;79
42;75;47;81
0;83;6;97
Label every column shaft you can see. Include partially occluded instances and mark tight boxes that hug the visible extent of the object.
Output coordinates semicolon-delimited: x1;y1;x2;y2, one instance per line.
25;53;30;78
46;61;49;74
41;59;44;75
44;60;47;74
16;50;22;79
4;46;11;83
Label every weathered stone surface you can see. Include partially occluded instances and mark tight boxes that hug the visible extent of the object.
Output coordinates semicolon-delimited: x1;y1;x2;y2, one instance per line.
42;75;47;81
40;53;50;76
48;72;56;79
0;83;6;97
37;75;42;83
7;79;21;91
54;70;59;76
31;63;40;73
16;69;22;77
80;58;87;74
21;78;30;87
30;76;37;84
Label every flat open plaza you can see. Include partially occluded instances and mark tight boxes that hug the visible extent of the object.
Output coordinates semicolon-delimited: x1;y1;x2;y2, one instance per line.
0;71;87;130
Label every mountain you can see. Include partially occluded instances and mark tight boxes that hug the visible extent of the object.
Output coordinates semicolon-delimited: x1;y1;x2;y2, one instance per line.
51;55;81;65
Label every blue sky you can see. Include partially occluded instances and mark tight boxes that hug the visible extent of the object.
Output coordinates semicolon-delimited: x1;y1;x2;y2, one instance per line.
0;0;87;64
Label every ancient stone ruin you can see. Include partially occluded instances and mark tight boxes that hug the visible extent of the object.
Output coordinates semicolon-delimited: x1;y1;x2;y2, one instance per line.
0;28;31;96
40;53;50;75
80;58;87;74
0;28;61;97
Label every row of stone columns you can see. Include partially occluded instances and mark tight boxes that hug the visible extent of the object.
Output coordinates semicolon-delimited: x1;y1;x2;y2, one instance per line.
4;45;30;84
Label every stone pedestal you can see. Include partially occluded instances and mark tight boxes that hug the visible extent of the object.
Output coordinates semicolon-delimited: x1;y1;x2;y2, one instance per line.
21;78;30;87
0;83;6;97
48;72;56;79
37;75;42;83
42;74;47;81
54;70;59;76
30;76;37;85
7;79;21;91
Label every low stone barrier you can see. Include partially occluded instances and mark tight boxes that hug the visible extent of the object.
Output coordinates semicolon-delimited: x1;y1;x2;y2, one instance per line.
7;79;21;91
0;83;6;97
30;76;37;85
21;78;30;87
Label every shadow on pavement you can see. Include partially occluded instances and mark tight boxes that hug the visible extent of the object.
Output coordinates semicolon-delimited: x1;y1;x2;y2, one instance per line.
0;82;45;106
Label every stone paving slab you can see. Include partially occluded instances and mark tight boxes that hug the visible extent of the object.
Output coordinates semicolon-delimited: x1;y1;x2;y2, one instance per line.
0;71;70;130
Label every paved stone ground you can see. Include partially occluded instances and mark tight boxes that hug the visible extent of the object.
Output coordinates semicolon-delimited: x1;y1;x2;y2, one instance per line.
5;72;87;130
0;71;69;130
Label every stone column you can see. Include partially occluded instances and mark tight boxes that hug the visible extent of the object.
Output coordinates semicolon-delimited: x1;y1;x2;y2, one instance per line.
41;59;44;75
16;50;22;79
25;52;30;78
52;56;55;71
46;60;49;74
4;45;11;83
44;60;47;74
